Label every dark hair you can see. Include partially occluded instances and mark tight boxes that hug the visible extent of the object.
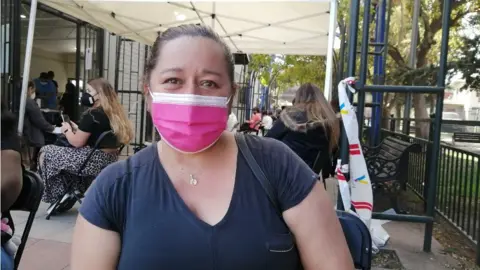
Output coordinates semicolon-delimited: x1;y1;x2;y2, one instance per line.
65;82;75;93
28;80;34;89
40;72;48;79
47;71;55;77
281;106;286;111
144;24;234;86
1;101;17;137
262;110;267;115
253;107;260;114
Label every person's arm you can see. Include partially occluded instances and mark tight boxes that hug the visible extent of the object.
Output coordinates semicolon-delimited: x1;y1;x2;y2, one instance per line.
284;183;352;269
64;111;94;148
265;140;353;270
26;100;55;132
1;150;23;212
72;216;120;270
71;163;124;269
264;119;289;139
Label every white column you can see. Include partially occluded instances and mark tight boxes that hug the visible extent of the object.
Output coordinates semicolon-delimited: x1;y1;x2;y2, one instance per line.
323;0;337;101
17;0;38;134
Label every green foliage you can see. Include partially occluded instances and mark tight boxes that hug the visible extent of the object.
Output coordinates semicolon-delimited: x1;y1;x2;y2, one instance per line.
248;54;326;94
448;12;480;91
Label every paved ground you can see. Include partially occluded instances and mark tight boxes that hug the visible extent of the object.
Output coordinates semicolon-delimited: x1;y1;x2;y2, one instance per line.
12;191;462;270
12;202;77;270
325;178;462;270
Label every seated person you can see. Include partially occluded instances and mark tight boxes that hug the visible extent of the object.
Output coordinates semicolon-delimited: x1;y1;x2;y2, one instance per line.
239;107;262;134
1;102;23;270
226;112;239;132
60;82;76;118
38;78;134;205
260;110;273;136
266;83;339;177
23;81;56;171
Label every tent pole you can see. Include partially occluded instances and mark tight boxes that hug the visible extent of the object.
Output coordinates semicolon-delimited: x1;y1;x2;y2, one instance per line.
17;0;38;134
211;2;216;29
324;0;337;101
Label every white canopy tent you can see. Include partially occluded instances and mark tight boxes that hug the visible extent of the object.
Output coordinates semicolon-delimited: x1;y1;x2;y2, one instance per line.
18;0;338;132
38;0;331;55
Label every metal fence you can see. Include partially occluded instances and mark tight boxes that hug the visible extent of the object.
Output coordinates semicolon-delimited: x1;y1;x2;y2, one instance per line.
375;127;480;258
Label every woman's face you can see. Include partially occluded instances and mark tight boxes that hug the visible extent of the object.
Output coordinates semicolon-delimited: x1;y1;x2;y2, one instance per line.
148;36;231;98
28;86;35;96
85;84;99;102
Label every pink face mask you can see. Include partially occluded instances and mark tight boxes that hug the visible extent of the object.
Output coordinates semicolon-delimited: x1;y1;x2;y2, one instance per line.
150;92;229;153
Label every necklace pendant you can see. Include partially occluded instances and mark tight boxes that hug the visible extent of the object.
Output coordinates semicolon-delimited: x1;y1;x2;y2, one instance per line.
189;174;198;186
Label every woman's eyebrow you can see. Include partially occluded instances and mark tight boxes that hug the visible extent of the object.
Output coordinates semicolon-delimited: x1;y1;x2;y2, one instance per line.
200;69;223;77
159;67;183;75
158;68;222;77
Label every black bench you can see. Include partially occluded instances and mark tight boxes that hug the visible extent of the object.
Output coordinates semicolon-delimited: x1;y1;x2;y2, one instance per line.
363;136;421;213
452;132;480;145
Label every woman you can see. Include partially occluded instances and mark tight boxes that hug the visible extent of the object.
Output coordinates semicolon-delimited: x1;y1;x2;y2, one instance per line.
24;81;56;171
38;78;134;204
71;24;352;270
1;102;22;270
248;107;262;131
60;82;76;118
266;83;339;177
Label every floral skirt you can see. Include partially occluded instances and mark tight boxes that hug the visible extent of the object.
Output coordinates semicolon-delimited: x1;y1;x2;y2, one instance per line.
38;145;117;203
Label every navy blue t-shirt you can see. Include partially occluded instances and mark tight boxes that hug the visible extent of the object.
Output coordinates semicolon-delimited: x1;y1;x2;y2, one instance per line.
80;135;318;270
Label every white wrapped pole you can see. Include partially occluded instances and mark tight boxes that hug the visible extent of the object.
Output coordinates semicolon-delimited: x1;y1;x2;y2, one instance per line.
17;0;38;134
337;77;373;224
323;0;337;101
338;77;389;253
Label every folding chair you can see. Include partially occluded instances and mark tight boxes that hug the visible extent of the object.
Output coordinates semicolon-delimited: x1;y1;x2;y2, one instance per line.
336;210;373;270
8;170;44;269
45;130;124;220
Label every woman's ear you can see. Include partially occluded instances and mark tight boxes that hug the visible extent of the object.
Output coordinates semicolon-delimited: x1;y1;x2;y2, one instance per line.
143;83;152;112
227;84;238;115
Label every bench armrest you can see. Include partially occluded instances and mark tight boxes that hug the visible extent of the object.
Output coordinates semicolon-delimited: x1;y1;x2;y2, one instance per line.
365;156;401;181
362;144;381;157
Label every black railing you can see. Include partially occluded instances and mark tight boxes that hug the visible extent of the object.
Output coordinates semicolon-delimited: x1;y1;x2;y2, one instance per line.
377;128;480;260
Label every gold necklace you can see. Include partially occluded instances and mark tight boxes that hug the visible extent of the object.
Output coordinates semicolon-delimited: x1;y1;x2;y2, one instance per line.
159;142;199;186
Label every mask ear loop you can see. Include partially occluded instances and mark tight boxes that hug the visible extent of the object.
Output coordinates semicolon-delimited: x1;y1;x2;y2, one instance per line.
225;95;232;106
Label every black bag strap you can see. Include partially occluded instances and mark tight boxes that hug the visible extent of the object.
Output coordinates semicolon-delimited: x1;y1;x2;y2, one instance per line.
126;157;131;180
234;133;282;215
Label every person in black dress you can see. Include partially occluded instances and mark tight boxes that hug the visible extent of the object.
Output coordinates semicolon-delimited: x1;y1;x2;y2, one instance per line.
60;82;76;119
38;78;134;205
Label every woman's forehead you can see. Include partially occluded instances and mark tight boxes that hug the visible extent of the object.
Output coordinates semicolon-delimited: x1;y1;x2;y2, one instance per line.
155;36;227;75
86;84;96;92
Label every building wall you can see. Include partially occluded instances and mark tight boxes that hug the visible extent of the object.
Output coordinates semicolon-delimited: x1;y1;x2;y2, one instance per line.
20;47;68;93
103;32;148;149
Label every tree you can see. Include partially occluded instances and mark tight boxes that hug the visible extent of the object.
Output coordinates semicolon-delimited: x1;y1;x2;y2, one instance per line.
386;0;479;137
248;54;326;102
448;12;480;91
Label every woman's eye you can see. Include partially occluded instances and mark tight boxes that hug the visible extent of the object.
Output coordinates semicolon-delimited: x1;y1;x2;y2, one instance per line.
164;78;181;84
200;80;218;88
